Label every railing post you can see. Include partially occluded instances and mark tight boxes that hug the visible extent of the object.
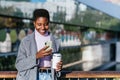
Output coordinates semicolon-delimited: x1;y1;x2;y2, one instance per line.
110;43;116;61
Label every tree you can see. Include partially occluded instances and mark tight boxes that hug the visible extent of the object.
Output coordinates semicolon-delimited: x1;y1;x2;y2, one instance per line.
53;11;66;23
67;7;120;31
0;6;24;28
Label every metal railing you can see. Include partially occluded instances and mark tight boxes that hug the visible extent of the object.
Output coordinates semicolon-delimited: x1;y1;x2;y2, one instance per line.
0;71;16;79
1;71;120;80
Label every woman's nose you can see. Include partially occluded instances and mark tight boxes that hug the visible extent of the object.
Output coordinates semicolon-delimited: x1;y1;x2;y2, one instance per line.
41;25;45;29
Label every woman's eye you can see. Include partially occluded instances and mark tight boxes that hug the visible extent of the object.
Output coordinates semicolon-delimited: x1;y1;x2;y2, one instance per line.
38;24;41;26
44;24;48;26
37;23;48;26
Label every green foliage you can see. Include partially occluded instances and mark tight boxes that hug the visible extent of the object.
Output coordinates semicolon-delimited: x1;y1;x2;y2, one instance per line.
0;6;14;15
64;25;80;31
10;29;17;43
88;28;96;31
0;56;16;71
60;47;83;71
53;11;66;22
68;8;120;31
0;29;6;42
14;8;23;17
60;47;81;64
0;6;24;28
0;18;5;28
18;29;26;41
101;18;120;31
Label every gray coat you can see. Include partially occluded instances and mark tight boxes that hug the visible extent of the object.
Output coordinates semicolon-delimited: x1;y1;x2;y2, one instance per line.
15;32;60;80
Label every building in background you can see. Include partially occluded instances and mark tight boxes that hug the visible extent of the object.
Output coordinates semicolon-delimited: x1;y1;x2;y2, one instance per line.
0;0;86;21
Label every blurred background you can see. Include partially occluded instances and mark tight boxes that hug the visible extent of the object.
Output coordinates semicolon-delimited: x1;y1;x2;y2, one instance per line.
0;0;120;72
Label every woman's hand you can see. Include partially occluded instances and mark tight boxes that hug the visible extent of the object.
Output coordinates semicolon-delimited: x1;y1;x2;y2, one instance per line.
36;46;52;59
56;61;62;71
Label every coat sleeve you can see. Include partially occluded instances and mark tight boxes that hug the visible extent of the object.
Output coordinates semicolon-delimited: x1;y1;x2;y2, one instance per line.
15;39;37;72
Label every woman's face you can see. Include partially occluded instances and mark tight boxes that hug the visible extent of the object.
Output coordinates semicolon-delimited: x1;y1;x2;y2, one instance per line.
34;17;49;35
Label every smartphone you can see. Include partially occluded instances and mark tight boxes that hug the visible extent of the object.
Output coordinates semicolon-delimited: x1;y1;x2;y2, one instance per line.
45;41;52;50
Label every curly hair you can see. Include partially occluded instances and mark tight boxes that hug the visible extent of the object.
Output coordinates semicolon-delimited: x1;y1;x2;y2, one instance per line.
33;9;50;22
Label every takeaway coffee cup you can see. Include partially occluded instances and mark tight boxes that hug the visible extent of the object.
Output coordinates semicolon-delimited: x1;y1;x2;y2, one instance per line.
52;53;62;69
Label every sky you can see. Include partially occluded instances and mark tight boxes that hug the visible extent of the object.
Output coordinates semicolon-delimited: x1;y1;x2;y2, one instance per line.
78;0;120;19
105;0;120;5
31;0;46;2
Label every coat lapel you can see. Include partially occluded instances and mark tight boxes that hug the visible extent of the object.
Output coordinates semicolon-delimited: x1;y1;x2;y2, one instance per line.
29;32;37;55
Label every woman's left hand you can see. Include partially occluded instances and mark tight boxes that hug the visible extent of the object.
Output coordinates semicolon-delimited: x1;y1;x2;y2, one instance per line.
56;61;62;71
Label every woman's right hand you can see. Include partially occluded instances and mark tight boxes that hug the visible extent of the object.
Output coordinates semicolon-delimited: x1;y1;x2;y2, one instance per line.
36;46;52;59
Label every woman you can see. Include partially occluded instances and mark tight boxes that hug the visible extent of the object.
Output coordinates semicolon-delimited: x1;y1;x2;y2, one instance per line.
15;9;62;80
